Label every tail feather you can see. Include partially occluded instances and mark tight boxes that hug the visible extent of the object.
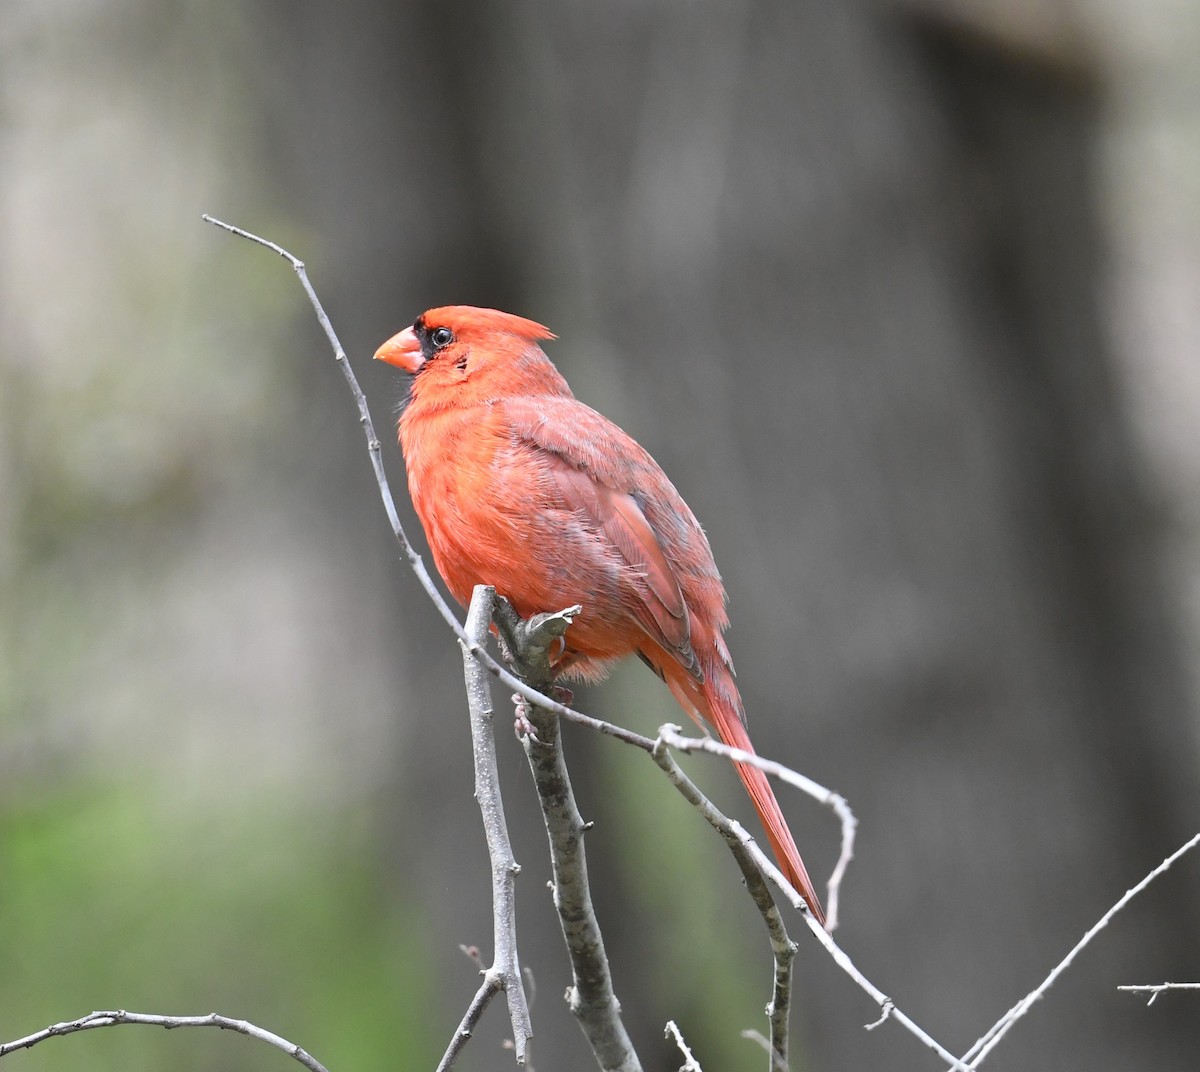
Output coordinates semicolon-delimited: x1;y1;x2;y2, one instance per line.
664;667;826;926
732;744;826;926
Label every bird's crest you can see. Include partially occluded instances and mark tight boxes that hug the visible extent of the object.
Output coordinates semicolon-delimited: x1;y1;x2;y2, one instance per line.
419;306;556;343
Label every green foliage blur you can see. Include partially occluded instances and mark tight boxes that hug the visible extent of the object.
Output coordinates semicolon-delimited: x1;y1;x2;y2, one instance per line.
1;786;439;1072
0;7;442;1068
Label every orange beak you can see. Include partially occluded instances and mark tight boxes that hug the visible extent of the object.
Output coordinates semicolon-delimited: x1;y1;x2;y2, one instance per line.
374;326;424;373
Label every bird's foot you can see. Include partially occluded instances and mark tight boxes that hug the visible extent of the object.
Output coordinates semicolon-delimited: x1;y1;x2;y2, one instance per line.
492;596;581;688
512;698;546;746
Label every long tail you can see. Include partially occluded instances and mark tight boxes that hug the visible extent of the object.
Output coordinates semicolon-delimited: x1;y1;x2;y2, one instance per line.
664;666;826;926
725;717;826;926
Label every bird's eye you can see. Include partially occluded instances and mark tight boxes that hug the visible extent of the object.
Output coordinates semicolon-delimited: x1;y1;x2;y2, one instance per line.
430;327;454;348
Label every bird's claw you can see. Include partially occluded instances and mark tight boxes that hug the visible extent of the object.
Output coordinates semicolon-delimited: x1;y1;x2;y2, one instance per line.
512;698;546;745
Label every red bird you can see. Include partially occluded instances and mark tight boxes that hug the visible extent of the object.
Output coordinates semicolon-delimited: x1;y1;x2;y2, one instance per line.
376;306;825;924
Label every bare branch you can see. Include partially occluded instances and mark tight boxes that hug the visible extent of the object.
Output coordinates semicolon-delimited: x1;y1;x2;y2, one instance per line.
0;1010;328;1072
653;730;964;1071
740;1030;788;1072
649;738;795;1068
504;604;642;1072
656;725;857;932
648;767;973;1072
760;842;975;1071
432;585;534;1071
665;1021;704;1071
437;980;503;1072
961;831;1200;1067
1118;982;1200;1006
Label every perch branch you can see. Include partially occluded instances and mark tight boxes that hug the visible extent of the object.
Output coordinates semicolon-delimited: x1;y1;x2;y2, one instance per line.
656;725;856;932
497;599;642;1072
434;585;534;1071
0;1010;328;1072
960;831;1200;1067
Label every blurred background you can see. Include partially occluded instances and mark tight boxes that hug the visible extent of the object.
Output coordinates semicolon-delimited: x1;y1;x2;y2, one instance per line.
3;0;1200;1069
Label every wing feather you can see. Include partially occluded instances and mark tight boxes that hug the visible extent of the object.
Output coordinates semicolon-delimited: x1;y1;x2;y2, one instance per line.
506;397;704;681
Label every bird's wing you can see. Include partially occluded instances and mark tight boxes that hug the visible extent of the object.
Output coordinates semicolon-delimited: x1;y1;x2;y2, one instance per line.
506;397;703;681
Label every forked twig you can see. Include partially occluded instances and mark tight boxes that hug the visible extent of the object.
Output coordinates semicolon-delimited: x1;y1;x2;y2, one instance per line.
649;739;796;1067
435;585;534;1070
656;725;856;931
1117;982;1200;1006
960;831;1200;1066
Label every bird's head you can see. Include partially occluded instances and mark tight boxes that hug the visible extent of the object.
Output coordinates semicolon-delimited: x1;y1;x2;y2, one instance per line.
375;306;568;402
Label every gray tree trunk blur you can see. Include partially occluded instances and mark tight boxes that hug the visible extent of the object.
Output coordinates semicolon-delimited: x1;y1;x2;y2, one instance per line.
258;1;1200;1068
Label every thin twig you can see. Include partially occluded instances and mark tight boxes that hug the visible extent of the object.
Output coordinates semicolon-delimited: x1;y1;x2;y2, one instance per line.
438;982;498;1072
1117;982;1200;1006
0;1010;329;1072
656;729;964;1071
657;725;856;932
433;585;534;1071
671;798;972;1071
960;831;1200;1067
649;739;795;1069
665;1021;704;1071
863;1001;894;1030
651;723;970;1071
740;1030;788;1072
760;844;975;1072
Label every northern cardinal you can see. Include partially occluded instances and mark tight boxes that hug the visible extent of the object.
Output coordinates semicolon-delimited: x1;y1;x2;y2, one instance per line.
376;306;825;924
